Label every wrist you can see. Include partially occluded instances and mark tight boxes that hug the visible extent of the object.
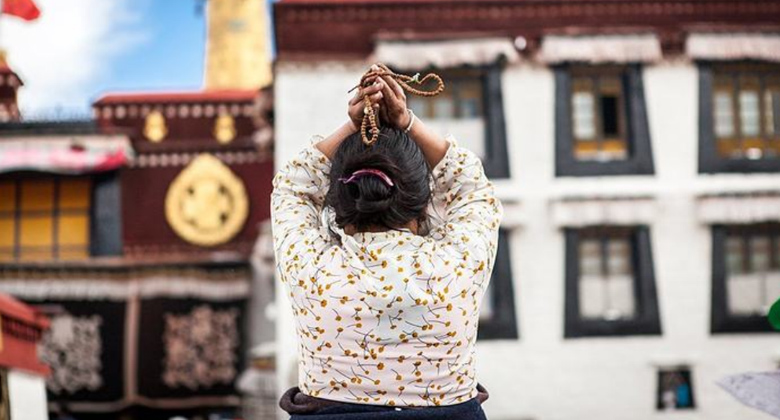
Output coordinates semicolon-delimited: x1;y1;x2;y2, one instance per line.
398;109;413;131
402;109;416;133
346;119;359;134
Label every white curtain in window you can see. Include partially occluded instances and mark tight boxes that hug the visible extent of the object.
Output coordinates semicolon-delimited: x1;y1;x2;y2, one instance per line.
698;194;780;224
580;274;635;320
768;272;780;309
538;34;662;64
727;273;766;315
372;37;520;70
686;33;780;63
551;198;657;227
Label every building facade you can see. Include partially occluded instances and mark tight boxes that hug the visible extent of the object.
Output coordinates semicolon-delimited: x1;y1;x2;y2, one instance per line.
272;1;780;419
0;73;274;420
0;1;276;418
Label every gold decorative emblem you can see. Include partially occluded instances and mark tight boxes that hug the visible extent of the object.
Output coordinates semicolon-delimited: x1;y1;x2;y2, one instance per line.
144;111;168;143
165;154;249;246
214;114;237;144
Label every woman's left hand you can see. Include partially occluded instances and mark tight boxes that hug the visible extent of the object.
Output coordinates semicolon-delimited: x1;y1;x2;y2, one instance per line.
378;75;411;130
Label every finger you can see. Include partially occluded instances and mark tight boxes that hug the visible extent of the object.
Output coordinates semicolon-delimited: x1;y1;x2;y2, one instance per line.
361;74;378;87
385;75;406;101
367;91;383;103
377;76;398;103
359;81;383;97
357;92;383;112
349;91;362;106
377;97;390;121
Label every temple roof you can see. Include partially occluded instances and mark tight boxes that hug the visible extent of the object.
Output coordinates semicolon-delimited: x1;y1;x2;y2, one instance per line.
0;292;47;327
274;0;780;59
95;90;259;106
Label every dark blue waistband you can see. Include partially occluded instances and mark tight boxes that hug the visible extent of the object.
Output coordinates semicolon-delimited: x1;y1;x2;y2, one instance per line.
290;397;487;420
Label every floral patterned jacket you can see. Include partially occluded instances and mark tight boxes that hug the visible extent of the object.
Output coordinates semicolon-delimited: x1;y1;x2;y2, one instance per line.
271;138;503;407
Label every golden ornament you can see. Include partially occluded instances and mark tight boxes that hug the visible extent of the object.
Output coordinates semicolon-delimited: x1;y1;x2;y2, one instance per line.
214;114;237;144
165;154;249;246
144;110;168;143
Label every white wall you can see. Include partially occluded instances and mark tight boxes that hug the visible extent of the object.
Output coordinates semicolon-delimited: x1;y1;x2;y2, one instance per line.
8;370;48;420
274;59;780;420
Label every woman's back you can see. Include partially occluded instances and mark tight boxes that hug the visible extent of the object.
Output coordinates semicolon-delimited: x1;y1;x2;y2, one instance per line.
272;136;502;407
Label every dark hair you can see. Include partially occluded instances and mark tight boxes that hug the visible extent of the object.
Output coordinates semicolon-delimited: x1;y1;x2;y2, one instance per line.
326;127;432;232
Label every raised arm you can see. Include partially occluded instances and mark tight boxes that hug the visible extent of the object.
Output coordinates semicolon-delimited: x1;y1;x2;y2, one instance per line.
378;73;503;261
377;74;449;168
429;141;503;257
270;143;332;282
272;77;384;280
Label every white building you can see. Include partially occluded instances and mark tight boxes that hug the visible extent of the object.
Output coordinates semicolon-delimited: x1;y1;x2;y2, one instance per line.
272;1;780;418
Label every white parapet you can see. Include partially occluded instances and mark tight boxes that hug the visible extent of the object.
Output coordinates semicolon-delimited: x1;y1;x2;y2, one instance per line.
7;370;48;420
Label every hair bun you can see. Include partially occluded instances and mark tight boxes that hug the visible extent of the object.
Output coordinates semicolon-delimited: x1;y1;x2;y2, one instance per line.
326;127;432;231
355;196;392;214
347;174;394;215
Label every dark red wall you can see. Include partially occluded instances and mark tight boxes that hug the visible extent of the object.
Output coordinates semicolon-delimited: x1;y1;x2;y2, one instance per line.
94;92;274;258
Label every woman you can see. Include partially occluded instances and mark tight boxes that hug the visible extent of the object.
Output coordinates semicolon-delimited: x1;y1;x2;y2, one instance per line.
271;68;503;419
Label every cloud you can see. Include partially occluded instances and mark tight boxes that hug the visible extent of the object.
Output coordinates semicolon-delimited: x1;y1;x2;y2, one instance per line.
3;0;150;117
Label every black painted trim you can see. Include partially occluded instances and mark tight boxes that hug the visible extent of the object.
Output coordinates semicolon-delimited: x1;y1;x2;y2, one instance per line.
90;171;123;256
698;62;780;174
564;226;662;338
482;63;511;179
710;225;777;334
478;229;519;340
554;64;655;177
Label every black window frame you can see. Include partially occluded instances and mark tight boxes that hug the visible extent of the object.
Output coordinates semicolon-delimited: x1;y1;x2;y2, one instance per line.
564;225;662;338
91;171;123;257
478;229;519;340
555;64;655;177
393;62;510;179
698;61;780;173
710;223;780;334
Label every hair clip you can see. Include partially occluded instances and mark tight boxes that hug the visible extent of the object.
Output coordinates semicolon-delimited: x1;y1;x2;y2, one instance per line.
338;169;395;187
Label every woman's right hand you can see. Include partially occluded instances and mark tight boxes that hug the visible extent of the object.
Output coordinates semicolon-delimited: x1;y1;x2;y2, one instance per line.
348;75;384;132
377;74;411;130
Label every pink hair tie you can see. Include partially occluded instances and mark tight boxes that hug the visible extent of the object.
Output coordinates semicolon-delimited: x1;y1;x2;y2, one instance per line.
339;169;395;187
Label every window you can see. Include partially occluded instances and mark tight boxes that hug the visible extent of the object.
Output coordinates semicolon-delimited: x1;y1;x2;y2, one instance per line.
555;65;654;176
657;367;695;411
477;229;518;340
699;63;780;173
564;226;662;338
578;232;635;320
571;70;628;161
405;65;510;178
711;223;780;333
0;177;92;261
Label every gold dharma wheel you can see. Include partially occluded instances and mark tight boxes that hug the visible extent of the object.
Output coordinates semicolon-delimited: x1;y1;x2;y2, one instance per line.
165;154;249;246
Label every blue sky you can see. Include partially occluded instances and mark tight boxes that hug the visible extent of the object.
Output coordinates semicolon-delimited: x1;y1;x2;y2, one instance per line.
3;0;274;116
103;1;206;94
